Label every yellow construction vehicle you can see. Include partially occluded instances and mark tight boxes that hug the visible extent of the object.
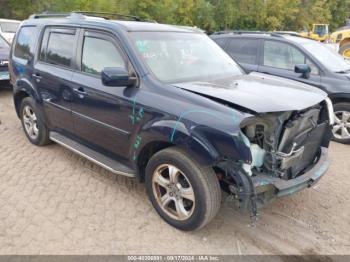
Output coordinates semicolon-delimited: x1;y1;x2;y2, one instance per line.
330;27;350;58
299;24;330;42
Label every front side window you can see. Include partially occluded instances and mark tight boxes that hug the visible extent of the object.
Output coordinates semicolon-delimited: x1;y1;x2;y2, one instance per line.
263;41;319;74
129;32;243;83
82;37;125;75
14;26;37;61
226;38;259;64
45;32;75;67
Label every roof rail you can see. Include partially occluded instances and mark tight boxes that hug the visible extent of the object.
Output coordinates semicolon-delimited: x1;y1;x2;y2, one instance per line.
73;11;143;21
270;31;302;37
211;30;270;36
29;12;73;19
211;30;303;38
28;11;147;22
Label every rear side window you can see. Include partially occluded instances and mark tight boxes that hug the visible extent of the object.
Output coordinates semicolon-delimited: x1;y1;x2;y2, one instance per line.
226;38;259;64
14;26;37;61
45;32;75;67
82;37;125;75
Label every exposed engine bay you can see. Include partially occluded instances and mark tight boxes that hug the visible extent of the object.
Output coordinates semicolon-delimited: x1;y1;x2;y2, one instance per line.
214;98;333;224
240;99;333;180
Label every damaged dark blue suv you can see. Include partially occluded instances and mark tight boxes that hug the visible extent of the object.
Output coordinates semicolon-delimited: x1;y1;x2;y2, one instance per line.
10;12;334;231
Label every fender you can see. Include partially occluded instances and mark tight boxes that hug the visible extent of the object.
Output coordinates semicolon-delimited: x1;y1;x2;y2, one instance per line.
12;76;49;127
13;76;41;115
132;118;252;176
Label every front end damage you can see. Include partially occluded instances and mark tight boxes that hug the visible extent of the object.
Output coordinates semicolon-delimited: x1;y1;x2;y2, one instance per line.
217;98;334;221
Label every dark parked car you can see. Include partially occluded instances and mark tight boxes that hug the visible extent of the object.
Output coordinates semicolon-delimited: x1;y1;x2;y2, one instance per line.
211;32;350;143
10;12;333;231
0;34;10;83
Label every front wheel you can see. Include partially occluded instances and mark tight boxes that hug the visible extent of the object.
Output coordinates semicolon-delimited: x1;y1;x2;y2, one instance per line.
339;43;350;59
332;102;350;144
145;147;221;231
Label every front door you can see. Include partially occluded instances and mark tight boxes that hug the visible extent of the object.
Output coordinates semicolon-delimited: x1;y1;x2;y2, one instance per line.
71;30;136;158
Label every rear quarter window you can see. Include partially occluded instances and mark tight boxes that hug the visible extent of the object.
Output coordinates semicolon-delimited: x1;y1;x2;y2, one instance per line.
14;26;38;62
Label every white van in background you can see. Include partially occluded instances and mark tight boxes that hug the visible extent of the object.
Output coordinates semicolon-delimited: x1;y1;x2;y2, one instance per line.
0;19;21;43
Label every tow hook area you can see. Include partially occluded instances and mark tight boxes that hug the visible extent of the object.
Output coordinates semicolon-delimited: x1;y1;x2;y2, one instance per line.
217;162;258;226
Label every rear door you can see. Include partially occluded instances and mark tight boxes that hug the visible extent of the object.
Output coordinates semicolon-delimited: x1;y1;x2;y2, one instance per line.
258;40;321;86
224;37;260;72
34;27;78;134
70;29;135;157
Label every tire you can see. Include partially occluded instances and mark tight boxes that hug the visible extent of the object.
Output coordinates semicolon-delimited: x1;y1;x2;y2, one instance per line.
145;147;221;231
339;43;350;58
332;102;350;144
20;97;50;146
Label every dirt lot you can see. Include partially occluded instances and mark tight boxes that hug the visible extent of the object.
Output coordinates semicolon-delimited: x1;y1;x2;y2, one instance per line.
0;85;349;255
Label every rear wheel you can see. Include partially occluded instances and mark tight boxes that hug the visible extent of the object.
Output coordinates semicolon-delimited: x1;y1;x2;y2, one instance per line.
332;102;350;144
339;43;350;59
20;97;50;146
145;147;221;231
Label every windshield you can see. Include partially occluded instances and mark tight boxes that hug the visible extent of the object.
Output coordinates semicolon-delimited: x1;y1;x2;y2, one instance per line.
129;32;243;83
302;41;350;73
314;25;328;36
0;36;8;48
0;21;20;33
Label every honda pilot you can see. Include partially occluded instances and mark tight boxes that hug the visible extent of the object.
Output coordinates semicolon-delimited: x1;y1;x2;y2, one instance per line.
9;12;334;231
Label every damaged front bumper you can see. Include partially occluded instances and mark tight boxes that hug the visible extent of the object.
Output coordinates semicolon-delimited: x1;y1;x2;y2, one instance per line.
251;147;329;205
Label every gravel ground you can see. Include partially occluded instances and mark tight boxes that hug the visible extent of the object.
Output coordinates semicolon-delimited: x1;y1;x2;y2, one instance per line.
0;85;349;255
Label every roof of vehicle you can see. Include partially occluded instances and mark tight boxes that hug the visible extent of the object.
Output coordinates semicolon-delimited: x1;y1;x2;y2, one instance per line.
0;34;9;46
211;31;316;45
0;19;21;23
22;12;202;33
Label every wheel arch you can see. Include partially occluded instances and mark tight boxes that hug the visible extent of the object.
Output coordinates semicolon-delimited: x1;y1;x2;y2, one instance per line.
339;37;350;48
13;78;40;118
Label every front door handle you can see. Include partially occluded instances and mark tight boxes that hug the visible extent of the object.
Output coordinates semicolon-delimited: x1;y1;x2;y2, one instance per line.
73;87;88;98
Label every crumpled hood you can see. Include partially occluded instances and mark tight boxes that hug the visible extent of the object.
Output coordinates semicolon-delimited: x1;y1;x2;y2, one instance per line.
173;72;327;113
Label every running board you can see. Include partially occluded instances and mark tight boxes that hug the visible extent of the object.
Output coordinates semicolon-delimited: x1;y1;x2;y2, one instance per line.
49;131;136;177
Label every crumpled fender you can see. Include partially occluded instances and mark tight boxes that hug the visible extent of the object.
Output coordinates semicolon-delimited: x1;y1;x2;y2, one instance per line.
133;117;252;169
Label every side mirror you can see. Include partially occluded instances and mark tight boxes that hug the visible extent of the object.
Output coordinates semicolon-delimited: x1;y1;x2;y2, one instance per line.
295;64;311;79
101;67;136;87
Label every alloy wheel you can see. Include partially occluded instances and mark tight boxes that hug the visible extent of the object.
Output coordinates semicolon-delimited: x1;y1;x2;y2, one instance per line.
333;111;350;140
152;164;195;221
22;105;39;140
